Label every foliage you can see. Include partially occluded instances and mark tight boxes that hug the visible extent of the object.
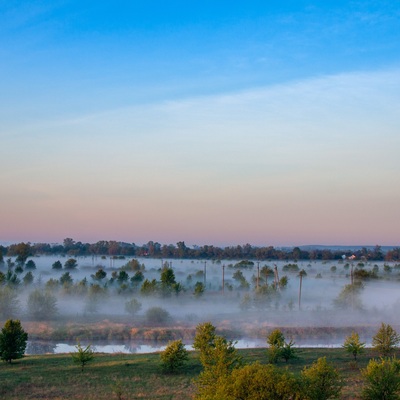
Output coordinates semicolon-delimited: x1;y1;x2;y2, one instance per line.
267;329;285;363
193;321;242;399
5;269;20;286
282;263;299;272
279;275;289;288
193;282;205;298
52;260;62;269
25;260;36;270
280;340;298;362
7;243;32;266
124;298;142;316
116;270;129;284
193;322;217;367
123;258;144;271
64;258;78;269
354;269;378;280
240;293;252;310
0;319;28;363
160;339;189;373
233;260;254;269
71;342;95;371
372;323;400;357
160;267;183;296
60;271;73;286
300;357;342;400
362;357;400;400
140;278;158;296
233;270;250;289
27;289;58;320
195;335;242;399
209;362;299;400
0;287;19;318
145;307;171;325
91;268;107;281
333;282;364;309
0;347;395;400
23;271;34;285
343;331;366;360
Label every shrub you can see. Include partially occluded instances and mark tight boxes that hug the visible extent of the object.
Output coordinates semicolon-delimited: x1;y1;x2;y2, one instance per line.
211;362;299;400
145;307;171;325
160;339;189;373
362;357;400;400
301;357;342;400
124;298;142;316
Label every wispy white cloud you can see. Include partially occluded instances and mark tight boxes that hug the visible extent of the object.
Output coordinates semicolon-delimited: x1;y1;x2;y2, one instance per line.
1;67;399;244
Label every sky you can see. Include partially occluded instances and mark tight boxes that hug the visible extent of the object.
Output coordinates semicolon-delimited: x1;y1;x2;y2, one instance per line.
1;1;400;246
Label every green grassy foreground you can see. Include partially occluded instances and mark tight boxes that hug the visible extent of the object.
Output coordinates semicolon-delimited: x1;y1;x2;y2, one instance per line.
1;348;397;399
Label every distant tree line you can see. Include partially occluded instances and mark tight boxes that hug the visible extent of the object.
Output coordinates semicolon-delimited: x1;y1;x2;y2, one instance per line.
1;239;399;263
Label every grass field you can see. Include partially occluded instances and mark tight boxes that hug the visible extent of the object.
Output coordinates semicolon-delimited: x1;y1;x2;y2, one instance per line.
1;347;398;399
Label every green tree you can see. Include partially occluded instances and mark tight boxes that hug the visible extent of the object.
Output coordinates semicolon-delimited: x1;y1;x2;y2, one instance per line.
280;340;298;363
343;331;366;360
267;329;285;363
60;271;73;286
240;293;252;311
0;319;28;363
160;339;189;373
117;270;129;284
301;357;342;400
160;267;177;296
91;268;107;281
194;282;205;298
372;323;400;357
333;282;364;310
27;289;58;320
195;336;242;399
362;357;400;400
145;307;171;324
71;342;95;371
5;269;20;286
52;260;62;270
25;260;36;270
130;270;144;286
8;243;32;266
124;298;142;316
64;258;78;269
23;271;34;285
140;278;158;296
193;322;217;368
279;275;289;289
0;287;19;318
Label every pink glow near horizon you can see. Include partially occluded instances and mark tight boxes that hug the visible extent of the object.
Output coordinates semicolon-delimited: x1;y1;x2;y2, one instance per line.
1;71;399;246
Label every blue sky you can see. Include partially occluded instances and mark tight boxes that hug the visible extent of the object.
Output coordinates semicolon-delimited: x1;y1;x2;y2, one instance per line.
1;1;400;245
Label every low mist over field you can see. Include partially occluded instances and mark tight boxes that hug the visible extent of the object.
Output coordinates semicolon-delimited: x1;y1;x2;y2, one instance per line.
1;240;400;352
